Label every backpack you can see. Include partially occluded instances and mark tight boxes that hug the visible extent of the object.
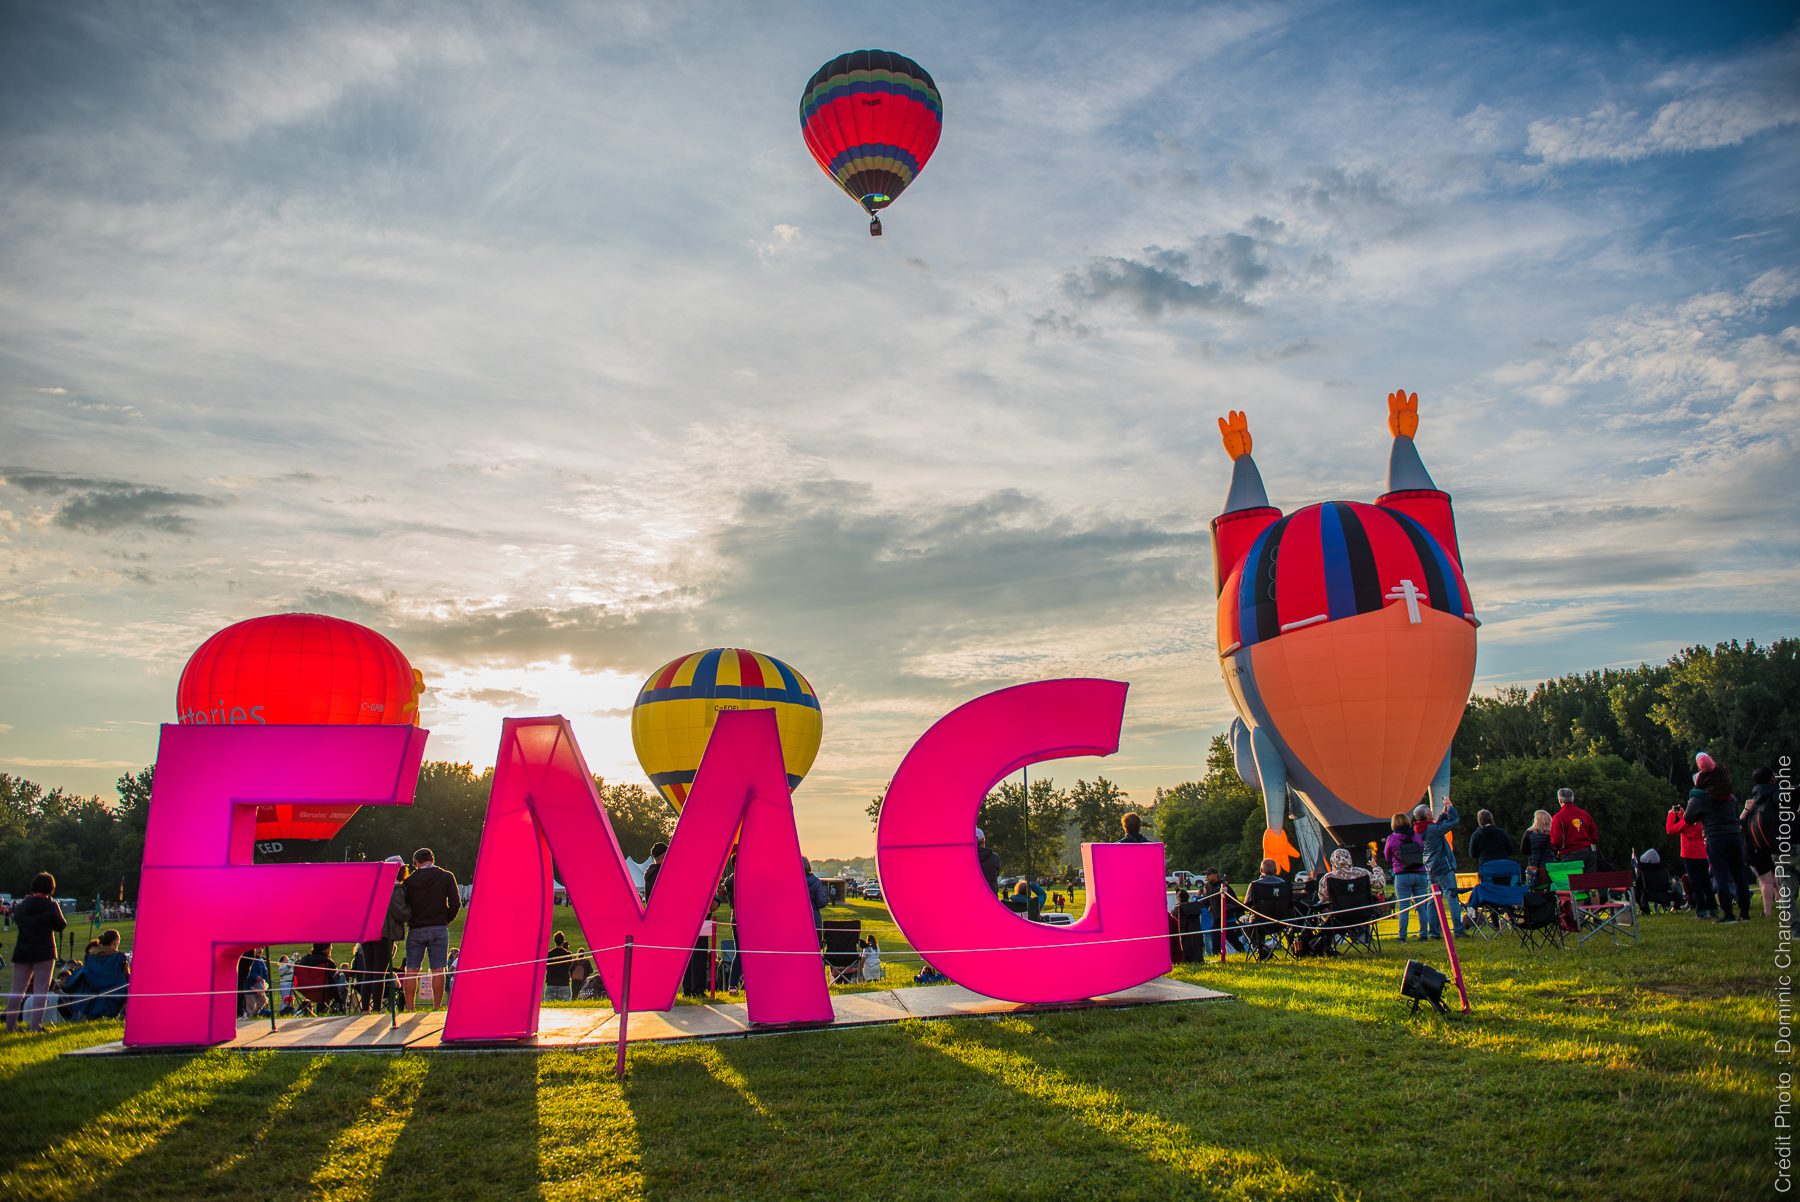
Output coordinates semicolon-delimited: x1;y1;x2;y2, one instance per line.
1395;835;1426;873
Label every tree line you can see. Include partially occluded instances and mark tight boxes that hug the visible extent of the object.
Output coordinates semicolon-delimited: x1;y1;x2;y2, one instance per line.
863;638;1796;884
1;763;677;905
8;638;1791;903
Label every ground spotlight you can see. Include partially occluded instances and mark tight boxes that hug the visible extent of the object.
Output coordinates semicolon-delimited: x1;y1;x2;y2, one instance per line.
1400;960;1450;1016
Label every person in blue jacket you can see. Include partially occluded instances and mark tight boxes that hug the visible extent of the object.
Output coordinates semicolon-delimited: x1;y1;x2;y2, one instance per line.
1417;801;1468;936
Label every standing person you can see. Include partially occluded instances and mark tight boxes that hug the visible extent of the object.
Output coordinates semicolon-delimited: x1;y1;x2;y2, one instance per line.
568;947;590;999
1196;868;1244;956
1744;767;1780;918
976;829;1002;896
1666;798;1716;919
276;954;296;1014
544;932;575;1002
1119;813;1149;843
1467;811;1515;864
804;859;830;945
1549;788;1599;873
5;873;66;1033
1685;753;1752;923
1520;811;1555;887
400;847;461;1011
1384;813;1433;941
642;842;669;901
1420;802;1467;937
360;856;407;1013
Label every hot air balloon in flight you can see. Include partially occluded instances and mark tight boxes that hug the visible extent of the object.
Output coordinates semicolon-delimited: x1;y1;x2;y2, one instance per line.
631;647;823;811
177;612;424;844
1211;392;1478;871
800;49;942;237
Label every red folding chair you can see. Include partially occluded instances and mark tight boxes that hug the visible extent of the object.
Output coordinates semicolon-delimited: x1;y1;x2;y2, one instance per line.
1567;870;1640;946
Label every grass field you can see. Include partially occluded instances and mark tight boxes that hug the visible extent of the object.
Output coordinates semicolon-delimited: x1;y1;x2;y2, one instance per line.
0;908;1781;1200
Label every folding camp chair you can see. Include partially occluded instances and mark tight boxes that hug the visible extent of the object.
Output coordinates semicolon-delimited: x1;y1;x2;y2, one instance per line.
1545;860;1588;903
1569;871;1640;946
1464;859;1527;940
1244;879;1300;961
1318;876;1381;955
822;920;863;984
1513;888;1567;951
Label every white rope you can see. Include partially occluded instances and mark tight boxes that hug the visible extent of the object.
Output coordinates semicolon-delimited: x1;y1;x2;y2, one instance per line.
88;890;1457;1002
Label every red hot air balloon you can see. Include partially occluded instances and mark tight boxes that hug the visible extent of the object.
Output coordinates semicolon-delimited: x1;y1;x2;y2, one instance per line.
176;613;424;842
800;49;942;236
1211;393;1478;872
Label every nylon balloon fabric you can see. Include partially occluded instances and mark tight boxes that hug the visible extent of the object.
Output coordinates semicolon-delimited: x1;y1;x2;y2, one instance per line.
176;613;423;840
799;49;942;216
632;648;822;811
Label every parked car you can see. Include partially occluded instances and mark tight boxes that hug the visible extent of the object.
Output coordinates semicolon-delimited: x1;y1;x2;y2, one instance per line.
861;882;883;900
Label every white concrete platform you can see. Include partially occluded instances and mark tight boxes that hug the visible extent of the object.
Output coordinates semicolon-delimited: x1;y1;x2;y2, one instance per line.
68;976;1229;1056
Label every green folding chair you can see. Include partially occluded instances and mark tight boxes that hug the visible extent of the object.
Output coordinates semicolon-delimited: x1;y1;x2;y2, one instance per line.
1546;860;1589;904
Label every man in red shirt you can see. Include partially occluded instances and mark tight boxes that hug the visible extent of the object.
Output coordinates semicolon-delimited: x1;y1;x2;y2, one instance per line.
1549;788;1599;873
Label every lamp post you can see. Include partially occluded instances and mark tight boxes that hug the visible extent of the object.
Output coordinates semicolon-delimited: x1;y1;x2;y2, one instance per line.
1021;765;1031;883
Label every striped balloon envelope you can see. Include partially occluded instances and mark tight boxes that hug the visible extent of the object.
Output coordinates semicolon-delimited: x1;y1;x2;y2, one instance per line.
1217;501;1475;657
799;49;942;233
1215;501;1477;834
631;648;823;811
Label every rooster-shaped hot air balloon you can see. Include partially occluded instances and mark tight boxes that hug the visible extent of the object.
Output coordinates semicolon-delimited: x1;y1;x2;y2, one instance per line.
1212;391;1478;871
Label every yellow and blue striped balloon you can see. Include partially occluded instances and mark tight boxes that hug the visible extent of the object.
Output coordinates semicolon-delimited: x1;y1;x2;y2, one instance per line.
631;647;823;811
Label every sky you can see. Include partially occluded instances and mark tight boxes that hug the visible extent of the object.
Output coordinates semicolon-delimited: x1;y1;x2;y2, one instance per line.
2;1;1796;857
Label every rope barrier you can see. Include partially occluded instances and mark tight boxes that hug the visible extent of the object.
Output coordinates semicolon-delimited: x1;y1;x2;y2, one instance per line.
76;888;1442;1003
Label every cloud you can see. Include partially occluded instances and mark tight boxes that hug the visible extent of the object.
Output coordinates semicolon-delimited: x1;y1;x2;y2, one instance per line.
1061;239;1262;319
0;756;138;770
1;469;221;534
1527;36;1800;164
35;386;66;394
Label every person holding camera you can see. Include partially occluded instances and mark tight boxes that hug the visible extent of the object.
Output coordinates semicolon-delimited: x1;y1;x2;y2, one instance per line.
1666;797;1715;919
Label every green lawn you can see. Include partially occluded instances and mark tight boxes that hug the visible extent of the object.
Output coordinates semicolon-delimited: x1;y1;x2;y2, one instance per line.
0;910;1778;1200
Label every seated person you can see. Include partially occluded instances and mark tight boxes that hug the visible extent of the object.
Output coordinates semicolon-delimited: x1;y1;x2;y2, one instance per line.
73;928;130;1019
858;936;884;982
238;948;270;1017
1169;889;1208;962
293;943;337;1015
1244;859;1294;958
1003;879;1046;922
1316;849;1377;945
1295;871;1321;910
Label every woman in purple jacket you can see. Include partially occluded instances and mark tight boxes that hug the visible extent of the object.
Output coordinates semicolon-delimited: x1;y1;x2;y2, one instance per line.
1383;814;1435;941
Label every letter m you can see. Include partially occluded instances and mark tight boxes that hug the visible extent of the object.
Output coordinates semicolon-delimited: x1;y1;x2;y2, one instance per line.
443;710;830;1041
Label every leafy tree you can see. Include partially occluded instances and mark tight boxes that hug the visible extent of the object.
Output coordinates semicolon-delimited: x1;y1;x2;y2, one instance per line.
1067;777;1133;843
980;776;1071;881
1650;639;1800;787
1151;736;1261;880
1450;754;1669;865
598;782;680;862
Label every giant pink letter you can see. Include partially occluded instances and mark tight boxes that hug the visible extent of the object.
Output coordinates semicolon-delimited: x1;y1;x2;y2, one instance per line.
123;723;428;1047
877;679;1168;1001
442;709;830;1042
